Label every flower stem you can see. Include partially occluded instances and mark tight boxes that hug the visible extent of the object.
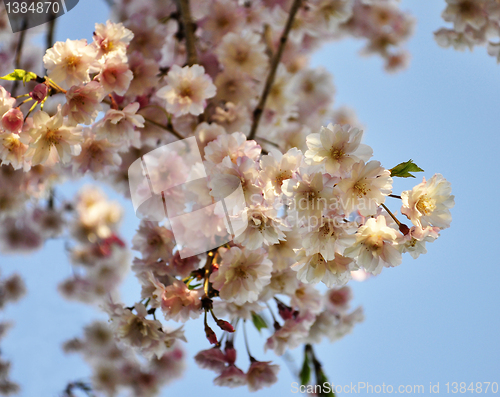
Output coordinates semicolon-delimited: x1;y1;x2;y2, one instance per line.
381;203;401;226
243;320;256;361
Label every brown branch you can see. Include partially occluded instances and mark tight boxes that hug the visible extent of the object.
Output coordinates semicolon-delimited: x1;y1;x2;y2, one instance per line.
248;0;303;140
46;18;56;54
102;99;185;141
177;0;198;66
11;18;28;97
144;118;185;141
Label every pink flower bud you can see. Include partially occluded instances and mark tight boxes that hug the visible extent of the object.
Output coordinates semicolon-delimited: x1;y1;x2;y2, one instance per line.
216;319;235;333
277;301;294;320
1;108;23;134
205;324;218;345
29;84;49;103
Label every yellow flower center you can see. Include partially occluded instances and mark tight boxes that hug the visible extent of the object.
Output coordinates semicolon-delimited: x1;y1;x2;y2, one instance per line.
354;182;370;198
416;194;436;215
66;55;79;70
45;130;60;146
331;147;344;160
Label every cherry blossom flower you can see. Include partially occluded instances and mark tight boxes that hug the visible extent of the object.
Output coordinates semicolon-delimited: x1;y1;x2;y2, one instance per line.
209;247;272;305
96;55;134;95
0;131;29;170
246;360;279;392
398;225;440;259
105;301;186;359
0;87;15;115
442;0;488;32
43;39;99;88
232;201;289;250
300;216;356;260
156;64;216;117
204;131;261;170
160;279;202;322
94;102;144;147
344;215;402;275
305;123;373;175
282;170;333;223
62;81;104;126
292;249;356;287
93;20;134;60
259;148;303;198
216;31;268;78
131;220;176;262
401;174;455;229
335;160;392;216
265;312;315;356
213;365;247;388
27;109;83;166
194;347;228;373
72;129;122;175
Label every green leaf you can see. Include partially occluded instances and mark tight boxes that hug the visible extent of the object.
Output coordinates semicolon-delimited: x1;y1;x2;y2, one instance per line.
187;283;201;290
390;159;424;178
251;312;268;332
0;69;37;85
316;368;335;396
299;351;311;386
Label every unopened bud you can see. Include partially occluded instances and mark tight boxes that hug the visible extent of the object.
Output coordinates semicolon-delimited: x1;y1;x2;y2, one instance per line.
1;108;23;134
399;223;410;236
277;301;293;320
205;324;218;345
216;319;235;333
29;83;49;103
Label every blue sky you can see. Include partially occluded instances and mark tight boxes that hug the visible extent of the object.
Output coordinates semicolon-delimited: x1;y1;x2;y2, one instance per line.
2;0;500;396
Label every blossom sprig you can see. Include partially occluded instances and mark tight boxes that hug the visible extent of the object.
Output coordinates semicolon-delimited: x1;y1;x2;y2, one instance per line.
435;0;500;62
0;0;458;394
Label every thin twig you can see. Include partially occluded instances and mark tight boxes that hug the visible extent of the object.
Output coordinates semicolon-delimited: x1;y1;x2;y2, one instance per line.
144;118;185;141
11;18;28;97
381;203;401;226
242;320;255;361
46;18;56;53
256;136;280;148
103;99;185;141
177;0;198;66
248;0;303;140
388;194;402;199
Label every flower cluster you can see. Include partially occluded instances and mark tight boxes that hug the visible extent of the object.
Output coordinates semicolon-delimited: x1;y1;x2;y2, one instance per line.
0;0;457;395
435;0;500;61
0;272;26;395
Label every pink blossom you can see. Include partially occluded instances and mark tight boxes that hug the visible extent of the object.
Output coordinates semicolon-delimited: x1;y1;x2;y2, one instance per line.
156;64;216;117
194;348;228;373
213;365;247;388
246;360;279;392
1;108;23;134
63;81;104;126
160;279;202;322
96;56;134;95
